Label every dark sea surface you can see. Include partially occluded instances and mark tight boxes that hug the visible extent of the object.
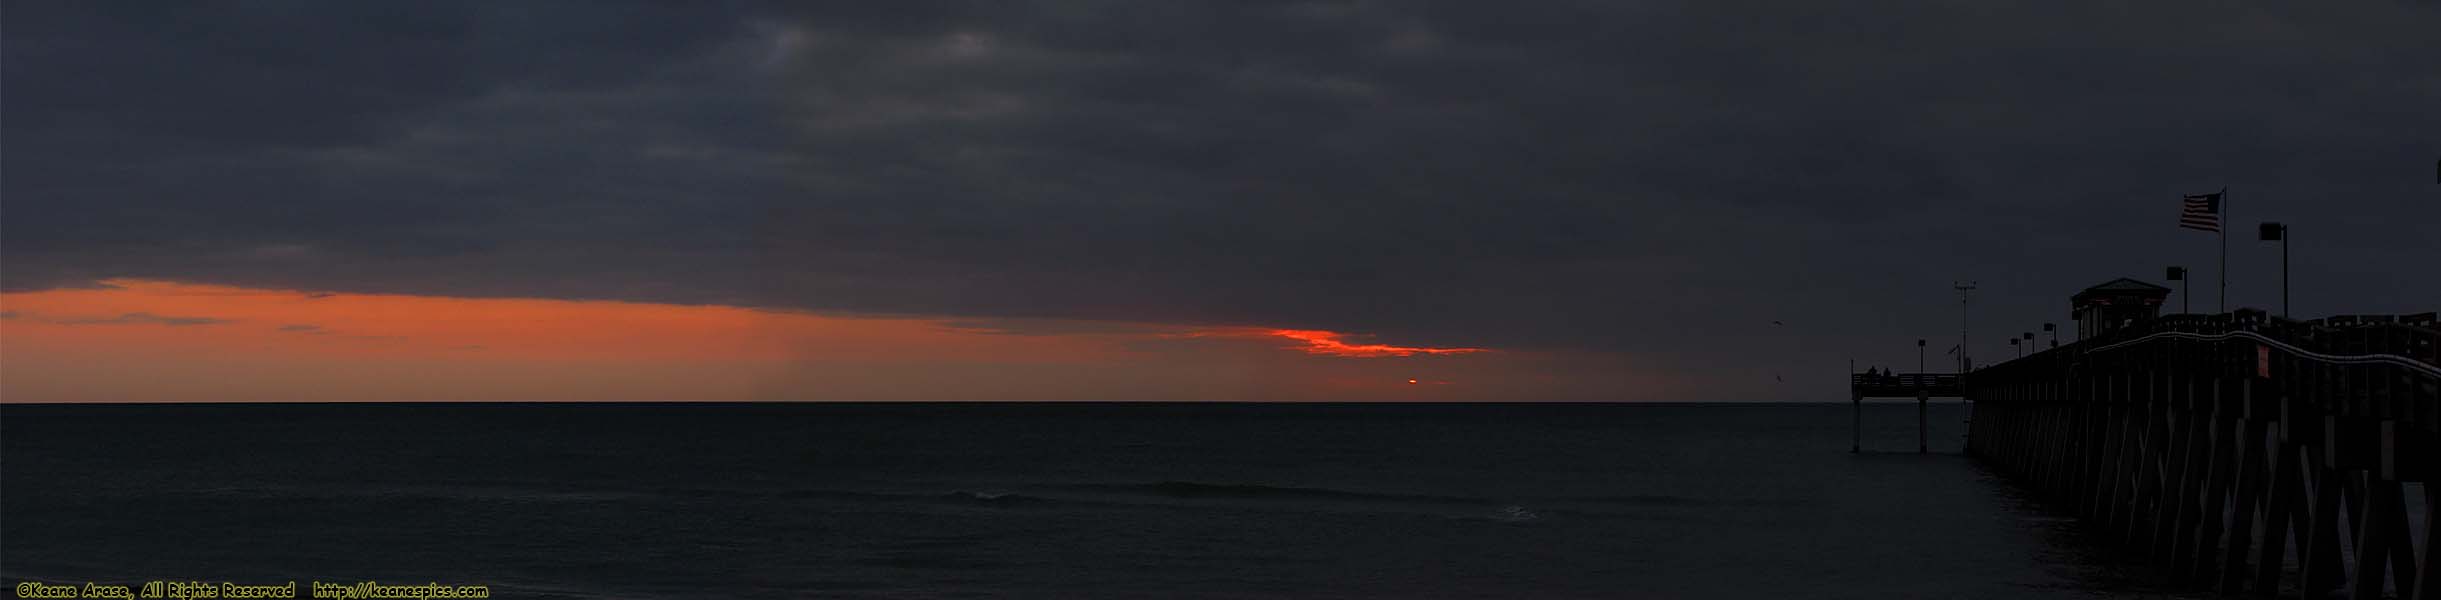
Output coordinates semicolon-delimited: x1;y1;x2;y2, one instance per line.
4;402;2205;598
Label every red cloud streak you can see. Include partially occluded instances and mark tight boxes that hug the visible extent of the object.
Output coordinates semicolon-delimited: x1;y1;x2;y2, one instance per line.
1263;329;1488;358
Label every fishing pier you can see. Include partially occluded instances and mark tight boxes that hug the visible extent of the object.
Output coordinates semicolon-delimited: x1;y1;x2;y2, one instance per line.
1858;279;2440;599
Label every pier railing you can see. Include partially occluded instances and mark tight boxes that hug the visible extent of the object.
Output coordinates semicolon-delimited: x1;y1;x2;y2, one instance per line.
1848;373;1961;394
1964;308;2438;599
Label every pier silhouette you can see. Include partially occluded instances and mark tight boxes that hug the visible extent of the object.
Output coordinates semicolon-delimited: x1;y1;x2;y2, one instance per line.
1874;279;2440;599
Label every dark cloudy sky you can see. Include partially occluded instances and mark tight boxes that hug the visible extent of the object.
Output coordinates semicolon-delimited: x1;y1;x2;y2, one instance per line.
4;1;2437;401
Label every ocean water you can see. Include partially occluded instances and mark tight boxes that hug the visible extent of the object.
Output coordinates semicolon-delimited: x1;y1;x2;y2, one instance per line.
3;402;2195;598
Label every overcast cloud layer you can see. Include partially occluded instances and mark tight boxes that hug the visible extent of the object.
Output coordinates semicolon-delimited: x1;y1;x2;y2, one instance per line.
6;1;2438;395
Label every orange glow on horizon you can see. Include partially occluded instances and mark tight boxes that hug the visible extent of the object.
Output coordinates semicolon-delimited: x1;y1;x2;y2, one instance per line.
1;279;1521;402
0;279;1118;363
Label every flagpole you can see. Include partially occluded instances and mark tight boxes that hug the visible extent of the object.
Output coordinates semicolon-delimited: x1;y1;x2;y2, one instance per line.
2218;187;2228;314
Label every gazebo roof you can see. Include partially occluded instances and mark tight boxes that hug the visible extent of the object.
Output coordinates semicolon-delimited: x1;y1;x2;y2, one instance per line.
2080;278;2171;293
2071;277;2170;309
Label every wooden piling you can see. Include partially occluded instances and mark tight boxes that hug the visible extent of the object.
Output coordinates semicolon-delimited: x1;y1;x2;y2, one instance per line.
2416;484;2439;600
2302;443;2346;595
2258;429;2304;595
2219;412;2267;595
2188;384;2236;583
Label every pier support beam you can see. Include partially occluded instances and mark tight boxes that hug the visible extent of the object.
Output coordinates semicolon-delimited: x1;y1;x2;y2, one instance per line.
2219;413;2267;595
2186;382;2236;583
2350;475;2414;600
2301;430;2347;594
2417;484;2439;600
2258;427;2305;595
1919;389;1929;453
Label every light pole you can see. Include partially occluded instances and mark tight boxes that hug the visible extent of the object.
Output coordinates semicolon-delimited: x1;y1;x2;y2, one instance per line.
2042;323;2057;348
2166;266;2188;314
2010;338;2021;360
2260;222;2288;318
2022;332;2034;355
1916;339;1925;376
1953;281;1977;374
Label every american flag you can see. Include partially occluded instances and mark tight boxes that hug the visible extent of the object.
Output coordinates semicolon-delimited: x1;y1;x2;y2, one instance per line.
2179;192;2222;232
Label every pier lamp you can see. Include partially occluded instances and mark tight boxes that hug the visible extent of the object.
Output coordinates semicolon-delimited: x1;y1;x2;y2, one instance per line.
2042;323;2056;348
1916;339;1925;378
1953;281;1976;375
2259;222;2288;318
2166;267;2187;314
2010;337;2021;359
